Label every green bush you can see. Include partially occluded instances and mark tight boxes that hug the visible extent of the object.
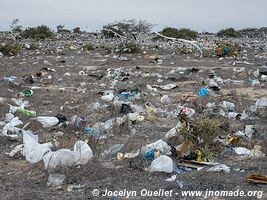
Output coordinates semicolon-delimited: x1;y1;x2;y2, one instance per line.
102;19;153;38
102;46;112;54
83;43;94;51
73;27;81;33
57;24;71;33
161;27;179;38
0;42;21;56
28;43;38;50
116;41;141;54
179;114;221;146
10;19;22;33
21;25;53;40
217;28;241;38
158;27;198;40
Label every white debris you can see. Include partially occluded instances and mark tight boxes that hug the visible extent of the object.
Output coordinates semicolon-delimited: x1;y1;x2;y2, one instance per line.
149;155;173;173
160;95;171;105
23;132;51;164
101;91;114;102
43;141;93;170
6;144;24;157
165;121;182;139
2;117;23;136
165;175;177;182
208;164;230;173
35;116;59;128
146;139;171;155
234;147;251;156
255;97;267;107
158;83;177;90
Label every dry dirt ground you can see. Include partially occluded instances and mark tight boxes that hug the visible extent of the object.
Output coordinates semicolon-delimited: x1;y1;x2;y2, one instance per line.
0;44;267;200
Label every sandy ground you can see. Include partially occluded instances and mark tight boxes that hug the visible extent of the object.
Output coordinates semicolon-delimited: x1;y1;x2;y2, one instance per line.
0;40;267;200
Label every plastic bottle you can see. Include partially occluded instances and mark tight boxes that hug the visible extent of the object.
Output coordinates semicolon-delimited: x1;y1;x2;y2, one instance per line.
16;108;36;117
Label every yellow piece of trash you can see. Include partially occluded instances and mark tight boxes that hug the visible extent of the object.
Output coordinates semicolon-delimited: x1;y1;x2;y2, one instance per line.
227;137;240;144
145;105;157;120
117;152;124;161
196;150;203;162
154;151;161;158
145;105;156;113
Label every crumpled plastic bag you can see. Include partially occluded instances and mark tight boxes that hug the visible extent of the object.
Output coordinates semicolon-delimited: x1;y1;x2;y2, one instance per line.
23;132;51;164
35;116;59;128
149;155;173;173
2;117;23;136
146;139;171;155
101;91;114;102
43;141;93;170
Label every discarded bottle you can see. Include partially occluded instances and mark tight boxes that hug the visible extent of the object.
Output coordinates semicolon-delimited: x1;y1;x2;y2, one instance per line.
23;89;33;97
16;108;36;117
15;90;33;98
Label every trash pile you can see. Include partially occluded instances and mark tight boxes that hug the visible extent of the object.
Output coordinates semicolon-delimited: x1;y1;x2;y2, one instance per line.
0;29;267;198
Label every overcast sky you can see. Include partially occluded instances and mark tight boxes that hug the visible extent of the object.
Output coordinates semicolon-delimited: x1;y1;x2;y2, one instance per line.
0;0;266;32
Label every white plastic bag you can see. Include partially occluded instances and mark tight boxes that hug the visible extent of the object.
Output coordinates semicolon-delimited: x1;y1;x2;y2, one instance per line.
74;141;93;165
165;122;182;139
255;97;267;107
101;91;114;102
43;149;79;170
2;117;23;136
43;141;93;170
146;139;171;155
23;132;51;164
149;155;173;173
36;116;59;128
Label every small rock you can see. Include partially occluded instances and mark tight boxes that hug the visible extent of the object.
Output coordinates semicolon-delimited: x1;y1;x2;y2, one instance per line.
160;95;171;105
0;97;6;106
24;43;31;49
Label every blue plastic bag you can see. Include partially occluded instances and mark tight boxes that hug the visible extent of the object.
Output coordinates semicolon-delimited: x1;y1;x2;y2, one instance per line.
198;87;209;97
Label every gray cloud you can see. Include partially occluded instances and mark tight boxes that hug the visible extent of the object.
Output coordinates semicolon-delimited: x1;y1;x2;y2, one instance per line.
0;0;266;32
